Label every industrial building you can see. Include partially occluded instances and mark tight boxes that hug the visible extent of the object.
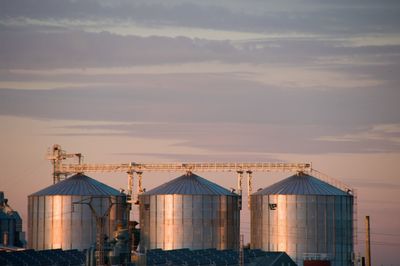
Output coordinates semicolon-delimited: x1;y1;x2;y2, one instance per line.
251;172;354;266
0;248;86;265
8;145;356;265
143;248;296;266
139;172;240;251
27;174;128;251
0;191;25;249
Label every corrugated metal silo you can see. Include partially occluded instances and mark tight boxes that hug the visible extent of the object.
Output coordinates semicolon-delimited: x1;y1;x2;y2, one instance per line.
28;174;128;250
250;172;353;266
139;172;240;251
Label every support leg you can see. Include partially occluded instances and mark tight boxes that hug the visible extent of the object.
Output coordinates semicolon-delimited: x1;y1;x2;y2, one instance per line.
127;171;134;198
246;171;253;209
237;171;243;195
136;171;143;205
237;171;243;210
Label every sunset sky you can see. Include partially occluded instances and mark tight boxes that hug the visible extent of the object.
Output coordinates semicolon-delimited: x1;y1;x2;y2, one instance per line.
1;1;400;264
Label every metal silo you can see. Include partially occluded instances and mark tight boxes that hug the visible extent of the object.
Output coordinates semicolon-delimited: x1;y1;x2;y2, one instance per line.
139;172;240;251
250;172;353;266
28;174;128;250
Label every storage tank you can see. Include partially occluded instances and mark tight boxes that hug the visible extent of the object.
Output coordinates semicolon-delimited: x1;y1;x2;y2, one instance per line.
0;191;25;247
28;174;128;250
250;172;353;266
139;172;240;251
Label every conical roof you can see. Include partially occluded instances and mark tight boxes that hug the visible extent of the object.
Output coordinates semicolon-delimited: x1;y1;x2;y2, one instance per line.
30;174;122;196
142;172;237;196
253;173;349;196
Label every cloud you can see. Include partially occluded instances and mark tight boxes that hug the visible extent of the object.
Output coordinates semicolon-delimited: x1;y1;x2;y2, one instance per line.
111;151;282;162
33;120;400;154
1;0;400;36
0;0;399;156
0;62;388;92
316;124;400;145
0;81;399;126
0;28;242;69
0;77;392;155
1;24;400;90
350;180;400;190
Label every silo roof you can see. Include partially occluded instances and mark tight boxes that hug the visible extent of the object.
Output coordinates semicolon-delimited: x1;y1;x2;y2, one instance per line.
142;172;237;196
30;174;122;196
253;173;350;196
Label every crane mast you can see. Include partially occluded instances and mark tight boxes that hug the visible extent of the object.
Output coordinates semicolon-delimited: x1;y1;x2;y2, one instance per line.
46;144;83;184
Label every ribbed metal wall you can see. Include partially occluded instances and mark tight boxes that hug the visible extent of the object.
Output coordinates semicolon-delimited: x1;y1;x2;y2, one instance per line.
250;173;353;266
28;174;128;250
139;173;240;251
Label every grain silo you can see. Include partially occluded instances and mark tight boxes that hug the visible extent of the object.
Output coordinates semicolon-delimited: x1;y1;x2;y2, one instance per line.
28;174;128;250
139;172;240;251
250;172;353;266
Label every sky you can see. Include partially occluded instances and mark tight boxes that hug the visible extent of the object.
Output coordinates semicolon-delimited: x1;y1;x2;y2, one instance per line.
0;0;400;264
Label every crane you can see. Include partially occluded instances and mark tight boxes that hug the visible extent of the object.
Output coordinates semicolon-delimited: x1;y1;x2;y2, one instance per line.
46;144;354;208
47;144;83;184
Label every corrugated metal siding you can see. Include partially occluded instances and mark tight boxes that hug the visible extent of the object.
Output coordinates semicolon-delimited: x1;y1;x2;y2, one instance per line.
253;173;348;196
30;174;122;196
142;173;237;196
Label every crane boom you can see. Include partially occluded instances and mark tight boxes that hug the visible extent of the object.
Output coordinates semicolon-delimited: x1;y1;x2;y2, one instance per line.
59;162;312;174
47;144;353;209
48;145;312;206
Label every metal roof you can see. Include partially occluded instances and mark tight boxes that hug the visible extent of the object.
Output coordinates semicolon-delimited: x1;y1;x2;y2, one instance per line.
257;252;296;266
30;174;123;196
142;172;237;196
253;173;350;196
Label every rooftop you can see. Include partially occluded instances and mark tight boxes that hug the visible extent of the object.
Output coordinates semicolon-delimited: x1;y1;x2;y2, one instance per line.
142;172;238;196
29;174;123;196
253;172;350;196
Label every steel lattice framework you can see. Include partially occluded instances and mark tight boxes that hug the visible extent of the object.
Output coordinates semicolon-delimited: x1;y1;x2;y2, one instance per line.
47;145;312;201
46;144;353;208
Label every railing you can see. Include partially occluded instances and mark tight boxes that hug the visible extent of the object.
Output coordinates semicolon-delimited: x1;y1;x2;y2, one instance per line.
59;162;312;174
